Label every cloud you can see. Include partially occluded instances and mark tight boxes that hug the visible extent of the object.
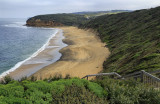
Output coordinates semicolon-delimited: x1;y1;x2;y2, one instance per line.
0;0;160;18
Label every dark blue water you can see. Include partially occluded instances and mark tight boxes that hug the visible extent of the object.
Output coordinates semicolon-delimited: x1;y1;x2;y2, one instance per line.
0;18;57;75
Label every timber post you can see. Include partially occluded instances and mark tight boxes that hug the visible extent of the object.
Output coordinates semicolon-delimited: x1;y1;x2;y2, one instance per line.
141;70;144;83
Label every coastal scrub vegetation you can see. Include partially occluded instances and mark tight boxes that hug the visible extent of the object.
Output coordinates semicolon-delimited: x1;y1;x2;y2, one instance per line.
80;6;160;75
0;77;107;104
27;14;88;26
0;76;159;104
95;77;160;104
73;10;131;19
26;10;130;27
8;6;160;104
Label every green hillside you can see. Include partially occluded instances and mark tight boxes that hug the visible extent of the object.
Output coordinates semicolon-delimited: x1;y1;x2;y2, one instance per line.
73;10;131;18
26;10;131;27
27;14;88;26
80;6;160;75
7;6;160;104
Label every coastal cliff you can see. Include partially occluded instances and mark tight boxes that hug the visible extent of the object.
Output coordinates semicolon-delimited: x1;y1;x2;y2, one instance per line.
1;6;160;104
26;14;88;27
26;18;63;27
26;11;130;27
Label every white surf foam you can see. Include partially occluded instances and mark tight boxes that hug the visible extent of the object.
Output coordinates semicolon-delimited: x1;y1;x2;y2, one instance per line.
2;21;29;29
3;24;28;29
0;29;59;79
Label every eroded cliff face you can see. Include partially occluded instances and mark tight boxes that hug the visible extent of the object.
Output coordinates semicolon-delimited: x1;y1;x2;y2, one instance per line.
26;18;64;27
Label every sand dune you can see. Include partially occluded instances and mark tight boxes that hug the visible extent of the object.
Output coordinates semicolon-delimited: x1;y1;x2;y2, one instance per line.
33;26;110;79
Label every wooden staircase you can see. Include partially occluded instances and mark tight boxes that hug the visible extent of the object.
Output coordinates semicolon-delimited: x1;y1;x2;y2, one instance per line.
82;70;160;89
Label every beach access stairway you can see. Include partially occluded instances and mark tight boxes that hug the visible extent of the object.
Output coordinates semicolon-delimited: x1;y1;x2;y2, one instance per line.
82;70;160;90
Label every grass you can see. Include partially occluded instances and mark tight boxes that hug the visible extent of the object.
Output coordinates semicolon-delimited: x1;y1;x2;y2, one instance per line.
80;6;160;75
1;6;160;104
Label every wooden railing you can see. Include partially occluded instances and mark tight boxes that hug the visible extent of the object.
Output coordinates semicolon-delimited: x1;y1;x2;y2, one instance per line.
82;70;160;89
141;70;160;88
82;72;122;80
123;70;160;89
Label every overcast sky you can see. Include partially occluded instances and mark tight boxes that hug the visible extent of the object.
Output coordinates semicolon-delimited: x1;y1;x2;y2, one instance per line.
0;0;160;18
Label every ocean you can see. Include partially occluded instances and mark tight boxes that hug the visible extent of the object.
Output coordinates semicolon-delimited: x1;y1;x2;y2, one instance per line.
0;18;65;78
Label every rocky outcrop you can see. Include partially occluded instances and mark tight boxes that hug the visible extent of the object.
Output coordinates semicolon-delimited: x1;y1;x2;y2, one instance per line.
26;18;64;27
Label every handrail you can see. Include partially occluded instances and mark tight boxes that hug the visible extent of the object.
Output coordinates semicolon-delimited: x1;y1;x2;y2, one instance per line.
82;72;122;80
123;71;141;78
82;70;160;89
149;69;160;74
141;70;160;82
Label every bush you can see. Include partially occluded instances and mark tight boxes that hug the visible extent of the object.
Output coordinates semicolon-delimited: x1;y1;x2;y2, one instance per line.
0;78;107;103
3;76;13;84
95;77;160;104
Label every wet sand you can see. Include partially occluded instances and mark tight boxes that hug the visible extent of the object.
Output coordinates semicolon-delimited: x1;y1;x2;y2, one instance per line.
8;29;67;80
32;26;110;79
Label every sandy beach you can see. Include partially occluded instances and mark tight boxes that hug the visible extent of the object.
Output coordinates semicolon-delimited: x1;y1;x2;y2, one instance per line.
5;26;110;80
7;29;67;80
32;26;110;79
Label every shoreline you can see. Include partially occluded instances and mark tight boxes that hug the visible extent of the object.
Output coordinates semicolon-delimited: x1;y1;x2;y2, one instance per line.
33;26;110;79
1;26;110;80
0;28;67;80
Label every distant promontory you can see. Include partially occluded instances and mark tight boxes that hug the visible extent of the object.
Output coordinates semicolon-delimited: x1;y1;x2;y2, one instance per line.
26;14;88;27
26;10;130;27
